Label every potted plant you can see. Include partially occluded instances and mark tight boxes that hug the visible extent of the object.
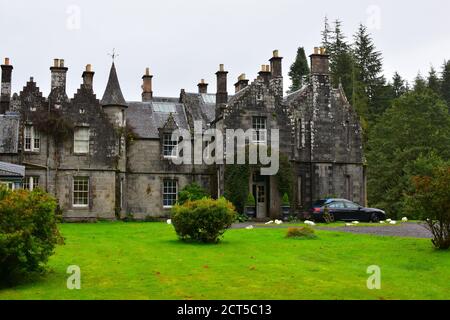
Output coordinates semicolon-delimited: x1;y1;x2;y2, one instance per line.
244;193;256;219
281;193;291;221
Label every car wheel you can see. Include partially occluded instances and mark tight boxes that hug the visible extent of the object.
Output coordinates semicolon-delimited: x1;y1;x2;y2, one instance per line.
371;213;380;223
329;213;335;222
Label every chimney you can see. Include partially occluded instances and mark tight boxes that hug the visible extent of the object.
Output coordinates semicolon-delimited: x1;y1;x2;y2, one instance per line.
1;57;13;114
216;64;228;105
50;58;68;92
310;47;330;75
234;74;249;93
198;79;208;94
82;64;95;90
142;67;153;102
269;50;283;78
258;64;271;84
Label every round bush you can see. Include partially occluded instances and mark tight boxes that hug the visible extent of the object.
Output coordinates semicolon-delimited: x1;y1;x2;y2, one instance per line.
171;197;237;243
0;187;60;287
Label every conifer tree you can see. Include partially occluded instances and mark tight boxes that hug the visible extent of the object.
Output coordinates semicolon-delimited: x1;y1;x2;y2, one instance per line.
441;61;450;109
288;47;310;93
392;72;409;98
427;66;441;95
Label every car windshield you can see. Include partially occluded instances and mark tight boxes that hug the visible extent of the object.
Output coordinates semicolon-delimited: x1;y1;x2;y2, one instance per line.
344;201;360;209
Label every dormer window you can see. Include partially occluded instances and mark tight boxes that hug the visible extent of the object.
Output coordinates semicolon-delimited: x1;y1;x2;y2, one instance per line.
163;133;178;158
74;127;90;154
24;125;40;152
252;116;267;144
79;108;86;114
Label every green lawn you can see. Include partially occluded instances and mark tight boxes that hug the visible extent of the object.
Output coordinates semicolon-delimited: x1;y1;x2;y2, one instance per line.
1;222;449;300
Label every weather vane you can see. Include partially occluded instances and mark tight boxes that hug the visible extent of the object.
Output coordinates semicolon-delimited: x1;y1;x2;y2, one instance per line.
108;48;119;62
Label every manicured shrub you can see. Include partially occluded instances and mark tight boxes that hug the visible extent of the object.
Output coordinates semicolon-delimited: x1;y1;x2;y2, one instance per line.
177;182;210;206
286;226;316;239
245;193;256;207
171;197;237;243
282;193;290;206
0;187;60;287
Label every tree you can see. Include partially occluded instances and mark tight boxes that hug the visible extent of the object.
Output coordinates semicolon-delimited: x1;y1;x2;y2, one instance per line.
408;164;450;250
427;66;441;95
413;73;427;92
441;60;450;110
353;24;384;99
367;89;450;218
288;47;310;93
391;72;409;98
321;16;332;50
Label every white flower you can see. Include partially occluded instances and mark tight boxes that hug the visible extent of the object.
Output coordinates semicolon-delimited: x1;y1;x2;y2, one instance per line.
380;221;386;224
346;223;355;227
390;221;397;225
265;220;274;225
304;220;316;226
352;221;360;224
275;220;283;225
386;219;392;223
246;225;254;230
402;217;408;222
166;219;172;225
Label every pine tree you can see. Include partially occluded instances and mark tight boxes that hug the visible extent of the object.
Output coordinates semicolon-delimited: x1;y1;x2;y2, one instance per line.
441;61;450;109
353;24;384;99
414;73;427;92
321;16;332;50
392;72;408;98
288;47;310;93
427;66;441;95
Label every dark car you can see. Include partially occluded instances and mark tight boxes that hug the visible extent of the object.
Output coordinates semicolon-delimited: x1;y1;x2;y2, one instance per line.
310;199;386;223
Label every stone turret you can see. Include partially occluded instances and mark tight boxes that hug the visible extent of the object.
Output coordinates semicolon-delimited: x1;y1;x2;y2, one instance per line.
101;63;127;128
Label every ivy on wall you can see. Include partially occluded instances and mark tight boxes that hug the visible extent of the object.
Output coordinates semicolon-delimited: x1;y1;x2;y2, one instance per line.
223;146;294;214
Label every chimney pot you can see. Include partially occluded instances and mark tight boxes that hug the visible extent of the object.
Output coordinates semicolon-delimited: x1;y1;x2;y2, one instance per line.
219;64;224;72
4;58;9;65
86;64;92;72
273;50;279;58
59;59;65;67
310;47;330;75
145;67;150;76
54;59;59;67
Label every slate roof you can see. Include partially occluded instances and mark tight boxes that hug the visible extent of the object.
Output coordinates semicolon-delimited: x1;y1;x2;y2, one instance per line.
0;113;20;154
185;93;216;126
0;161;25;178
126;100;189;139
101;63;127;107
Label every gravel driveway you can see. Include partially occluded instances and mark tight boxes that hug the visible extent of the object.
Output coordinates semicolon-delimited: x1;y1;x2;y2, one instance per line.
232;222;432;239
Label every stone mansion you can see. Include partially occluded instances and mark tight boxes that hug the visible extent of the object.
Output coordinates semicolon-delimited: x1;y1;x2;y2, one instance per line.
0;49;365;221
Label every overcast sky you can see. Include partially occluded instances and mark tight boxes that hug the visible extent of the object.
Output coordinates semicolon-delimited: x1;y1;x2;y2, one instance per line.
1;0;450;101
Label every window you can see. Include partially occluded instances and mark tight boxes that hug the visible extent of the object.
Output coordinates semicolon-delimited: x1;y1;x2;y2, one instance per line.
24;125;40;152
163;133;178;158
153;103;177;113
297;176;302;207
73;177;89;207
297;119;305;149
23;176;40;191
344;201;360;209
0;181;15;190
74;127;90;154
163;180;177;208
329;201;345;209
252;117;267;144
345;121;350;149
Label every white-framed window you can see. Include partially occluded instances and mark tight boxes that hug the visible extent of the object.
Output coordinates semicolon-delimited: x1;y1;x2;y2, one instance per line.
1;181;15;190
73;177;89;207
24;125;40;152
297;176;302;207
74;127;90;154
163;133;178;158
163;179;177;208
297;119;305;149
23;176;40;191
252;117;267;144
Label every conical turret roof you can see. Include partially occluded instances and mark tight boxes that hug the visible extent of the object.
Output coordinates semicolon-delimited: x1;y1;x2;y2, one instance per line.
101;63;127;107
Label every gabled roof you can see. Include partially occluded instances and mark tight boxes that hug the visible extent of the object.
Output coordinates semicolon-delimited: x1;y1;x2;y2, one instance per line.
0;161;25;178
101;63;127;107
